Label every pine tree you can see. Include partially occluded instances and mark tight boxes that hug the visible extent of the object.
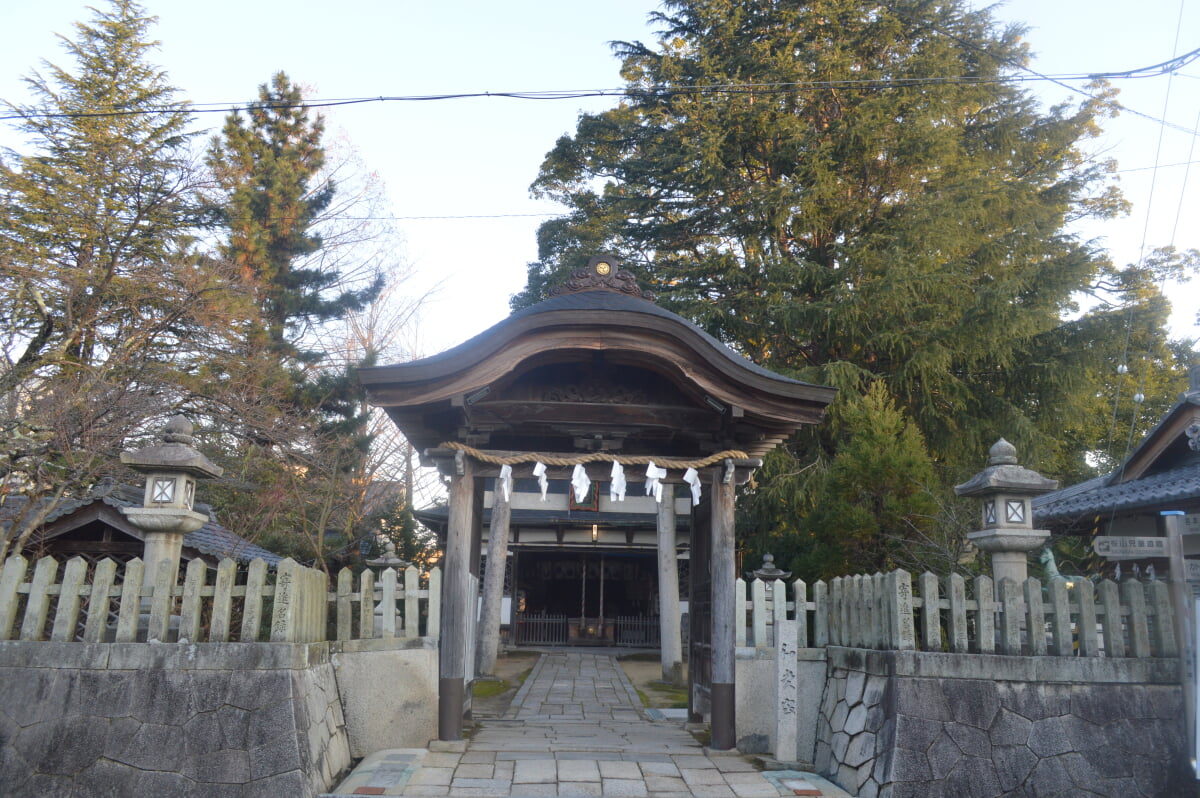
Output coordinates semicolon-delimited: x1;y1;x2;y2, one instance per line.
516;0;1194;483
201;73;385;567
206;72;381;364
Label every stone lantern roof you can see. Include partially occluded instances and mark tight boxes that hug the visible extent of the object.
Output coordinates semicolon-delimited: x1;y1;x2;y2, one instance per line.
119;416;223;479
954;439;1058;498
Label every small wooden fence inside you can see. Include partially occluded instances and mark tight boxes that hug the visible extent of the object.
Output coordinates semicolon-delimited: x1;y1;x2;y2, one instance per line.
736;570;1178;659
0;554;441;645
513;613;567;645
615;615;660;647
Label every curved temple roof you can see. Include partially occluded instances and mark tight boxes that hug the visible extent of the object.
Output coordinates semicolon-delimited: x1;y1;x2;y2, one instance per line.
360;260;835;459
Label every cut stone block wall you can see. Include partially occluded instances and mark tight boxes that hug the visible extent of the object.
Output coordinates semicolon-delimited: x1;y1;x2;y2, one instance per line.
815;647;1190;798
0;641;351;798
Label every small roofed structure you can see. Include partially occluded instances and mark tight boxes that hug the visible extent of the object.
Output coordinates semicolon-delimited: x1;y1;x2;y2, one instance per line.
1034;365;1200;563
8;481;283;568
359;256;835;747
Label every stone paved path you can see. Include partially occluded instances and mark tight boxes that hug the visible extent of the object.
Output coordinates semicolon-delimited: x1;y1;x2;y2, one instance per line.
326;651;849;797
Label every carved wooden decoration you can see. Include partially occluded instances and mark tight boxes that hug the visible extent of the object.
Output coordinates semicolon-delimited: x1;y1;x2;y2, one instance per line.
550;255;656;302
542;382;648;404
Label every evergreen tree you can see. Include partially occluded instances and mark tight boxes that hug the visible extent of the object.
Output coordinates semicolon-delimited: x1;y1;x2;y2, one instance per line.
201;73;385;567
1;0;200;385
800;382;940;578
206;72;381;364
516;0;1194;487
0;0;208;553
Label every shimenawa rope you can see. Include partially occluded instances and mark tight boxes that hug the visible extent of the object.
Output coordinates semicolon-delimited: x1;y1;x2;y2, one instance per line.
436;441;749;470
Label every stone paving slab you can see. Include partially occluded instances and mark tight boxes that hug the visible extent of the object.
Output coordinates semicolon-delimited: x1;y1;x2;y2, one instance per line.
325;653;854;797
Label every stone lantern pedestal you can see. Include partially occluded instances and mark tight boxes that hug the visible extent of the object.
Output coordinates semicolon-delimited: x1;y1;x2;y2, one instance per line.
120;416;223;589
955;439;1058;588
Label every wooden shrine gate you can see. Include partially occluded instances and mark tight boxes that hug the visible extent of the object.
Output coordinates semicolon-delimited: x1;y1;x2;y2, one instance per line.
359;256;833;748
689;495;713;721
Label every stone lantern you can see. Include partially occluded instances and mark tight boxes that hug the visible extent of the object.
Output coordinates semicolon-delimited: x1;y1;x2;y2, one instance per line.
367;539;409;572
954;438;1058;587
748;552;792;581
120;416;223;587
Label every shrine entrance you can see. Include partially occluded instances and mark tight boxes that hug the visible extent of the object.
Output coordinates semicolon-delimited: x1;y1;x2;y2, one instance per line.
514;550;657;645
360;256;833;749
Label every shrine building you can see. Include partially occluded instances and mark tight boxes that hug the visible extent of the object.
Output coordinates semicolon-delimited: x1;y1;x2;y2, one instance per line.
358;256;835;748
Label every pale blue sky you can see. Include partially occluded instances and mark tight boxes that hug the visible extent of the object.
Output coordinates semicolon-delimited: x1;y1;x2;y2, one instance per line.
2;1;1198;358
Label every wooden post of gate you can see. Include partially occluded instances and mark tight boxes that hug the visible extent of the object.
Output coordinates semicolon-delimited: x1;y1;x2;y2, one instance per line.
440;450;476;741
477;468;511;677
658;483;684;686
710;460;737;751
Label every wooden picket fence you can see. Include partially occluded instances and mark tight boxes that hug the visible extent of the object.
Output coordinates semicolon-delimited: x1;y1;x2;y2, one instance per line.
736;569;1178;659
0;554;441;645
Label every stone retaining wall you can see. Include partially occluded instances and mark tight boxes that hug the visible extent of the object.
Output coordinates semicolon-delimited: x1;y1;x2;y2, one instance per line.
815;647;1189;798
331;638;439;757
0;641;352;797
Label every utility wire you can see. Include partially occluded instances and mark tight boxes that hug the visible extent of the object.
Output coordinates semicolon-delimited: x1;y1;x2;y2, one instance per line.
1106;0;1192;494
3;43;1200;126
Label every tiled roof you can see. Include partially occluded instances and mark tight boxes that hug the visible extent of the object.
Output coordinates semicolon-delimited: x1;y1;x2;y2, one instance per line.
184;523;283;566
404;288;818;388
17;481;283;566
1032;460;1200;525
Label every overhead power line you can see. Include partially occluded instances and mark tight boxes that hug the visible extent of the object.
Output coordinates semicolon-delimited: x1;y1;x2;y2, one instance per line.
3;43;1199;125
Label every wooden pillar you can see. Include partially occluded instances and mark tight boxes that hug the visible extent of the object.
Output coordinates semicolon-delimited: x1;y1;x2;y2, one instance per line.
470;479;485;577
439;451;476;741
477;479;511;676
657;483;684;686
510;548;520;644
688;496;711;723
710;461;737;751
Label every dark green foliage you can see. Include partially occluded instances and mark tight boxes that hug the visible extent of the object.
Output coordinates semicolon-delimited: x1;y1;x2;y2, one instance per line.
801;382;939;577
1;0;200;383
206;72;382;363
517;0;1196;573
372;497;438;569
200;74;389;567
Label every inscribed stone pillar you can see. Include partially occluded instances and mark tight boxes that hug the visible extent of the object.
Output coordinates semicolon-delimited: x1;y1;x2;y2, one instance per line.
775;619;800;763
439;453;476;741
477;476;512;676
710;462;737;750
657;483;684;686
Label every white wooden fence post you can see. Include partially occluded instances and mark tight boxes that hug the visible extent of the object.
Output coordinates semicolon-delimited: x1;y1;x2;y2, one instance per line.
752;578;767;648
793;579;808;648
0;555;29;641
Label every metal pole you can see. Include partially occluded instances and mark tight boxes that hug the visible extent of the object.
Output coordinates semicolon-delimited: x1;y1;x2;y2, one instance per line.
1163;510;1197;777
